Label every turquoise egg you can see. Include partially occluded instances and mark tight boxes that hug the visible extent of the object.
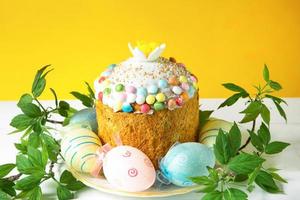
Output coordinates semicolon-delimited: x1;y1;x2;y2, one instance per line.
159;142;215;187
69;108;98;133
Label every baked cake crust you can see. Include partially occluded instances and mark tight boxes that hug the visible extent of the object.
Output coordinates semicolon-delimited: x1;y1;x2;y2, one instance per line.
96;94;199;168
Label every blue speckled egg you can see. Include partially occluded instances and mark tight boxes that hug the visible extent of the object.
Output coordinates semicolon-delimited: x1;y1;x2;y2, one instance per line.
69;108;98;133
159;142;215;187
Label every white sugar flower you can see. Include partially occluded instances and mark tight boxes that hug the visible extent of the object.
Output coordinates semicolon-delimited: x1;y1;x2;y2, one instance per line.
128;41;166;62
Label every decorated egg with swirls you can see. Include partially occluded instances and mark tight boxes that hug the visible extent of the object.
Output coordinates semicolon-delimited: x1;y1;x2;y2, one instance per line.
159;142;215;187
103;146;156;192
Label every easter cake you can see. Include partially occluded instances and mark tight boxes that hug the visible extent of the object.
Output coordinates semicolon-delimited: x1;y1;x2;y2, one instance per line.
94;42;199;168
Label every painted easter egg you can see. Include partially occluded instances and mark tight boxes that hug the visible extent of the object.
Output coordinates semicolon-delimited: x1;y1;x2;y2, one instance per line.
199;118;234;147
103;146;156;192
69;108;98;133
159;142;215;187
61;126;102;174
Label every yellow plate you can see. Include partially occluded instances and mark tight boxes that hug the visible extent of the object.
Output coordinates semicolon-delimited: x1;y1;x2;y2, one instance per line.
68;167;201;198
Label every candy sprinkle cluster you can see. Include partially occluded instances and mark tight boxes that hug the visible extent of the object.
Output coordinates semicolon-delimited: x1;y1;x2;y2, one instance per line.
95;58;198;114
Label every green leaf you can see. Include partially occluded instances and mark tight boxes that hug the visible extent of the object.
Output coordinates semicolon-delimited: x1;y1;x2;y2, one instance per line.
228;153;265;175
28;132;40;148
27;146;45;169
190;176;215;186
32;65;52;97
257;123;270;145
32;65;50;92
270;171;287;183
260;104;270;125
32;78;46;97
265;94;287;105
70;91;94;108
50;88;58;107
41;134;60;162
249;130;264;152
20;103;42;118
17;94;33;108
66;181;85;191
60;170;76;184
202;191;223;200
0;190;11;200
240;101;262;123
265;141;290;154
85;82;95;100
218;92;247;109
255;170;281;193
15;174;44;190
16;155;35;174
224;188;248;200
248;165;262;186
59;101;70;110
263;64;270;82
227;123;241;156
10;114;34;130
222;83;247;93
213;129;231;164
199;110;214;129
274;101;287;122
269;80;282;91
0;164;16;178
29;186;42;200
41;143;49;167
57;185;74;200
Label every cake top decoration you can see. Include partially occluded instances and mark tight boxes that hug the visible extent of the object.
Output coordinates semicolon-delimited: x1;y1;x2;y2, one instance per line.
128;41;166;62
94;42;199;114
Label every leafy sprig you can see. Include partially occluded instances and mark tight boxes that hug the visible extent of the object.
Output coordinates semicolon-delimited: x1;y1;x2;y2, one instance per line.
193;65;290;200
0;65;94;199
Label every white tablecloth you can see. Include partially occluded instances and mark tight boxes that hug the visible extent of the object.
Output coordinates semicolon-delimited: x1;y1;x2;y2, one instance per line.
0;98;299;200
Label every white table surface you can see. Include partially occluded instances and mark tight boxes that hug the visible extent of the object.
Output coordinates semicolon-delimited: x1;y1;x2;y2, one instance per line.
0;98;299;200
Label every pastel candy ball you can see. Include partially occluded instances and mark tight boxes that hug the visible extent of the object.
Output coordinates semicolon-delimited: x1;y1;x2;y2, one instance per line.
159;142;215;187
193;82;199;90
167;99;177;110
146;95;156;105
115;93;127;102
155;93;166;102
140;104;150;113
176;97;183;106
172;86;183;95
136;95;146;105
115;84;125;92
188;86;195;98
181;83;190;91
103;88;111;95
98;92;103;101
127;93;137;103
179;75;188;83
98;77;106;83
113;101;123;112
154;102;165;111
147;85;158;94
180;92;189;101
103;146;156;192
137;87;147;96
61;127;101;174
101;70;112;77
168;76;179;85
69;108;98;133
190;75;197;82
158;79;168;89
122;103;133;113
126;85;137;94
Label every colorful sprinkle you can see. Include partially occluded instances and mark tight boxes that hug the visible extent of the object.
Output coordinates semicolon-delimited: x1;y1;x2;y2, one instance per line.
147;85;158;94
127;93;136;103
146;95;156;104
177;63;185;68
168;99;177;110
190;75;197;82
103;88;111;95
136;95;146;105
188;86;195;97
158;79;168;89
154;102;165;111
101;70;112;77
176;97;184;106
98;92;103;101
172;86;183;95
122;103;133;113
179;75;188;83
98;77;106;83
181;82;190;91
140;104;150;113
193;82;199;90
125;85;137;93
114;101;123;112
156;93;166;102
108;64;116;70
168;76;179;85
115;84;124;92
181;92;189;101
137;87;147;96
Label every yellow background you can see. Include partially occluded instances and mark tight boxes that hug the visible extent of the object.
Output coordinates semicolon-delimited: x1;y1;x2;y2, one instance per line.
0;0;299;100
